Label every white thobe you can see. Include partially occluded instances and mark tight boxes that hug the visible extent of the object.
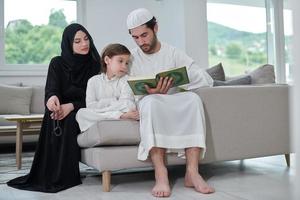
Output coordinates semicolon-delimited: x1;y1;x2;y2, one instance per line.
130;42;213;160
76;74;136;132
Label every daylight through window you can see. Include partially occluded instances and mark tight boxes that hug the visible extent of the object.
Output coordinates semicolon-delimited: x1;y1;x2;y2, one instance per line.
207;2;268;76
4;0;76;65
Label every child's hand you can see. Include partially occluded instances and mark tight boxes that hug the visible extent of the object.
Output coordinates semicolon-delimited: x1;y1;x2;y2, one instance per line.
120;109;139;120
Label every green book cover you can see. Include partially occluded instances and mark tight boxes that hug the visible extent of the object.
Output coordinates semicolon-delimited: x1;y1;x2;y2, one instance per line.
127;66;190;95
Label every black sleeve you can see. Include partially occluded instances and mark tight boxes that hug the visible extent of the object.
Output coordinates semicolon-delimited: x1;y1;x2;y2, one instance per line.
72;100;85;112
44;58;62;106
64;86;86;112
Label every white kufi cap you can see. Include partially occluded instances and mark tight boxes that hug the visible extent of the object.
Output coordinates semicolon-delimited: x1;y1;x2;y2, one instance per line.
127;8;153;29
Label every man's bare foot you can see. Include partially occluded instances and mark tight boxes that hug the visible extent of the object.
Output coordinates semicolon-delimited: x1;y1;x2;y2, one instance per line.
184;170;215;194
152;167;171;197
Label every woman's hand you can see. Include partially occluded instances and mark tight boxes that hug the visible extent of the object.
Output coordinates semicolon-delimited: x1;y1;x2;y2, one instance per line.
46;95;60;114
50;103;74;120
120;109;139;120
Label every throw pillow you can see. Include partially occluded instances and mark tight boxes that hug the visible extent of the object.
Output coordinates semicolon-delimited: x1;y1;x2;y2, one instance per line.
206;63;226;81
30;85;45;114
246;64;275;84
214;75;252;86
0;84;33;115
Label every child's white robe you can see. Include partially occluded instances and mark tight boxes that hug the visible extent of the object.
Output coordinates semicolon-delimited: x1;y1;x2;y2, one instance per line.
76;74;136;132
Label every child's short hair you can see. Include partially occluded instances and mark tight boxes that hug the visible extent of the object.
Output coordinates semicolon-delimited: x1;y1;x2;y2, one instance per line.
101;43;131;73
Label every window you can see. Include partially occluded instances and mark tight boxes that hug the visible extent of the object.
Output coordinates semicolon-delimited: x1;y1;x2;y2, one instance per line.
283;3;292;83
0;0;76;67
207;1;268;76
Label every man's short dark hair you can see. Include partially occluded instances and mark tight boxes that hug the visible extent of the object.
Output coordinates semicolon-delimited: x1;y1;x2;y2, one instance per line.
145;17;157;30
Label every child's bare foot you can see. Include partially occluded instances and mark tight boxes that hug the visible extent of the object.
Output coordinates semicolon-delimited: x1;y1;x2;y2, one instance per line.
152;167;171;197
184;170;215;194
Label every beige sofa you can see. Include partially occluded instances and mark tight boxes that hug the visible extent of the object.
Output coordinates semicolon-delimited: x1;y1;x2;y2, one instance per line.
0;83;291;192
78;84;291;192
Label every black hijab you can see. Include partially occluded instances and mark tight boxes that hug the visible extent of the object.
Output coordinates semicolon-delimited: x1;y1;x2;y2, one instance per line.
60;23;100;85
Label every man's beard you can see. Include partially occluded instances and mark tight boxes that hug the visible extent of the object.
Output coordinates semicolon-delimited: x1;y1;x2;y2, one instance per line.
140;35;158;54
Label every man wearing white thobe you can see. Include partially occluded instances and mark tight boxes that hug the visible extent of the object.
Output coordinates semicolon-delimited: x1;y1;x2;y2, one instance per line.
126;8;215;197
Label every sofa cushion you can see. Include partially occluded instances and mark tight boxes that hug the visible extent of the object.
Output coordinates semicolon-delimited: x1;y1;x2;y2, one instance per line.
30;85;45;114
0;84;32;115
77;120;140;147
214;75;252;86
206;63;225;81
7;82;22;87
246;64;275;84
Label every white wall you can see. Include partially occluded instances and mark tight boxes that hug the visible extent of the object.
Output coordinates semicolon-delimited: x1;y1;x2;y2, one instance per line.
85;0;185;50
84;0;208;68
291;0;300;199
184;0;208;67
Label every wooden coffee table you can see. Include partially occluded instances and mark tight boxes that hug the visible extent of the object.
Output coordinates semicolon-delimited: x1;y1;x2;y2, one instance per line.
4;114;44;169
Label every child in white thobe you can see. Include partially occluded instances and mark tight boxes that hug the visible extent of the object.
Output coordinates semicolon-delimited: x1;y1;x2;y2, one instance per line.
76;44;139;132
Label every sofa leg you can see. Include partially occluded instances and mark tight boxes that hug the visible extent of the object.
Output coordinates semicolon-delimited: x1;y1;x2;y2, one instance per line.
102;170;111;192
285;154;290;167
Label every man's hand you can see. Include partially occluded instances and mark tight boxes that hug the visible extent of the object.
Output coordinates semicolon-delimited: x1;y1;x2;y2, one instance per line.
145;77;173;94
120;109;139;120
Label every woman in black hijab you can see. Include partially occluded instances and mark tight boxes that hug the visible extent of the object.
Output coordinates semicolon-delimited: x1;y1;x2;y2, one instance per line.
7;23;101;193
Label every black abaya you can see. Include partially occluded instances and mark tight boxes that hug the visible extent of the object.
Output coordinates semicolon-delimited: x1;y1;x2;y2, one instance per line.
7;23;100;193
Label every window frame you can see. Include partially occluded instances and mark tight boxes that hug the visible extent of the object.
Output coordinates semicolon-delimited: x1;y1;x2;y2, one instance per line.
266;0;286;83
0;0;83;76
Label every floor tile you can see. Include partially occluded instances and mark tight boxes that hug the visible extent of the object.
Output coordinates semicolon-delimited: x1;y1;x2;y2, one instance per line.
0;152;296;200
